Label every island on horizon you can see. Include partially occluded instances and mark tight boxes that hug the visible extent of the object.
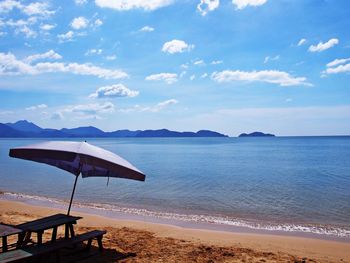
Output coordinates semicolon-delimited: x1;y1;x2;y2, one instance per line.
238;132;276;137
0;120;228;138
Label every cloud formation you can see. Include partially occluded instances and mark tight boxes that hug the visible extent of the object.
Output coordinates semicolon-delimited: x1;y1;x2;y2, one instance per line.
211;70;311;86
0;52;128;79
40;24;55;31
120;99;178;113
24;50;62;63
297;38;306;46
71;16;89;30
25;104;47;111
95;0;174;11
232;0;267;10
140;26;154;32
326;58;350;68
162;40;194;54
308;38;339;52
323;58;350;75
264;55;279;63
197;0;219;16
85;49;103;56
57;31;74;42
68;102;115;114
89;84;139;98
0;0;55;17
145;73;178;84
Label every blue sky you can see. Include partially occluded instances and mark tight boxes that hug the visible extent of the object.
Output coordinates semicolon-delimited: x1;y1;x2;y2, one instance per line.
0;0;349;136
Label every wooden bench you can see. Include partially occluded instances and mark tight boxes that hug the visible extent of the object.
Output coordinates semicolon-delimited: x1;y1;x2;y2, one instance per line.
0;230;106;263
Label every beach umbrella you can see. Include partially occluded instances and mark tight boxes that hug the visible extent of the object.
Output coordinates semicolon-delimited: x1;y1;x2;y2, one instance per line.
9;141;145;215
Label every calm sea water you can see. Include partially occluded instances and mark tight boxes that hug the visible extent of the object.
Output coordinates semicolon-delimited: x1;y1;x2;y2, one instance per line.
0;137;349;239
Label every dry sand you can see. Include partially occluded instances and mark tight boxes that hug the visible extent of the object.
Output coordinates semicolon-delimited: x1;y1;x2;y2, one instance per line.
0;200;349;262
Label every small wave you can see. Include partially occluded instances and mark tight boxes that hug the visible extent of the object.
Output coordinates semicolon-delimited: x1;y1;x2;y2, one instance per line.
1;191;349;239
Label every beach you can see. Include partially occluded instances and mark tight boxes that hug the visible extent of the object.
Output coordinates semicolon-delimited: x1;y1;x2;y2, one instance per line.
1;200;349;262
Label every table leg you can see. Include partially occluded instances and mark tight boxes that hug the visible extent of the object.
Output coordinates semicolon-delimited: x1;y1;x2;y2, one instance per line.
17;232;25;248
23;231;32;245
69;224;75;237
37;231;43;245
51;226;58;243
65;224;69;239
2;236;7;252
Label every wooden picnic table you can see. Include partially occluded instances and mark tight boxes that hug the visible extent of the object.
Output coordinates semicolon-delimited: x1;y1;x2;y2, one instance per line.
0;224;23;252
16;213;82;247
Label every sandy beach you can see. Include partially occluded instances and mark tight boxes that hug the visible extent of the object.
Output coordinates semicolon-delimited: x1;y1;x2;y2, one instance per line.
0;200;349;262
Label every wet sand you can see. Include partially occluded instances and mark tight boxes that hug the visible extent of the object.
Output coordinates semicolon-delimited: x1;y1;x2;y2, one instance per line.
1;200;349;262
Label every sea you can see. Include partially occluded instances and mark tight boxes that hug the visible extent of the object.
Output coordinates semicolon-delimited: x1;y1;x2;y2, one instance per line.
0;137;349;241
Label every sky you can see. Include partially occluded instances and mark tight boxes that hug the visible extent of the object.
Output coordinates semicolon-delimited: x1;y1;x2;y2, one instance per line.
0;0;349;136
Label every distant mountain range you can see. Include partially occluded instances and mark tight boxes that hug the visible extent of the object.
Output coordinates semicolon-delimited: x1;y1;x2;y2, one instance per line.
238;132;275;137
0;120;228;138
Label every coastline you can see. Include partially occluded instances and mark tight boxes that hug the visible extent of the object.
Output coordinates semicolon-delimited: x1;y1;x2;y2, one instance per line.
1;199;349;262
1;191;349;243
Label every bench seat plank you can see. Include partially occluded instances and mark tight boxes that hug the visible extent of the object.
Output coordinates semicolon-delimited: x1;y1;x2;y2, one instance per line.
0;230;106;263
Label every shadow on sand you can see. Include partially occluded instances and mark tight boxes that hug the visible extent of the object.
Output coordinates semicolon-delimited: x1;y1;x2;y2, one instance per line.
44;245;137;263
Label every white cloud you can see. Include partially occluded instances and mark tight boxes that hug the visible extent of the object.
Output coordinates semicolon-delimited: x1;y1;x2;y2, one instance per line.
26;104;47;110
36;62;128;79
145;73;178;84
71;16;89;30
75;0;88;5
53;102;115;120
194;59;205;66
4;18;38;38
190;74;195;80
94;19;103;27
120;99;178;113
211;60;223;65
139;25;154;32
181;63;189;69
95;0;174;11
105;55;117;60
211;70;312;86
40;24;55;31
308;38;339;52
0;0;22;13
24;50;62;63
65;102;115;114
0;52;128;79
15;25;37;38
232;0;267;10
22;2;55;16
58;31;74;42
89;84;139;99
297;38;306;46
0;52;36;75
326;58;350;68
264;55;279;63
51;112;64;120
323;63;350;75
197;0;219;16
85;49;103;56
162;40;194;54
201;73;208;78
0;1;55;16
179;71;187;78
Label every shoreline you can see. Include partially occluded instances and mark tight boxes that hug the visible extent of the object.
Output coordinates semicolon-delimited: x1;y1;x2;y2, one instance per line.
1;191;349;243
1;199;350;262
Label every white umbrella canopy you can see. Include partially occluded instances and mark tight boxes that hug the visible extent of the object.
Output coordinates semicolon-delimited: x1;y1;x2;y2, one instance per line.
9;141;146;214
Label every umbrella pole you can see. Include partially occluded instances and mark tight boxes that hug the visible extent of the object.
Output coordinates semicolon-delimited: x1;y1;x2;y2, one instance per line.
67;174;79;215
